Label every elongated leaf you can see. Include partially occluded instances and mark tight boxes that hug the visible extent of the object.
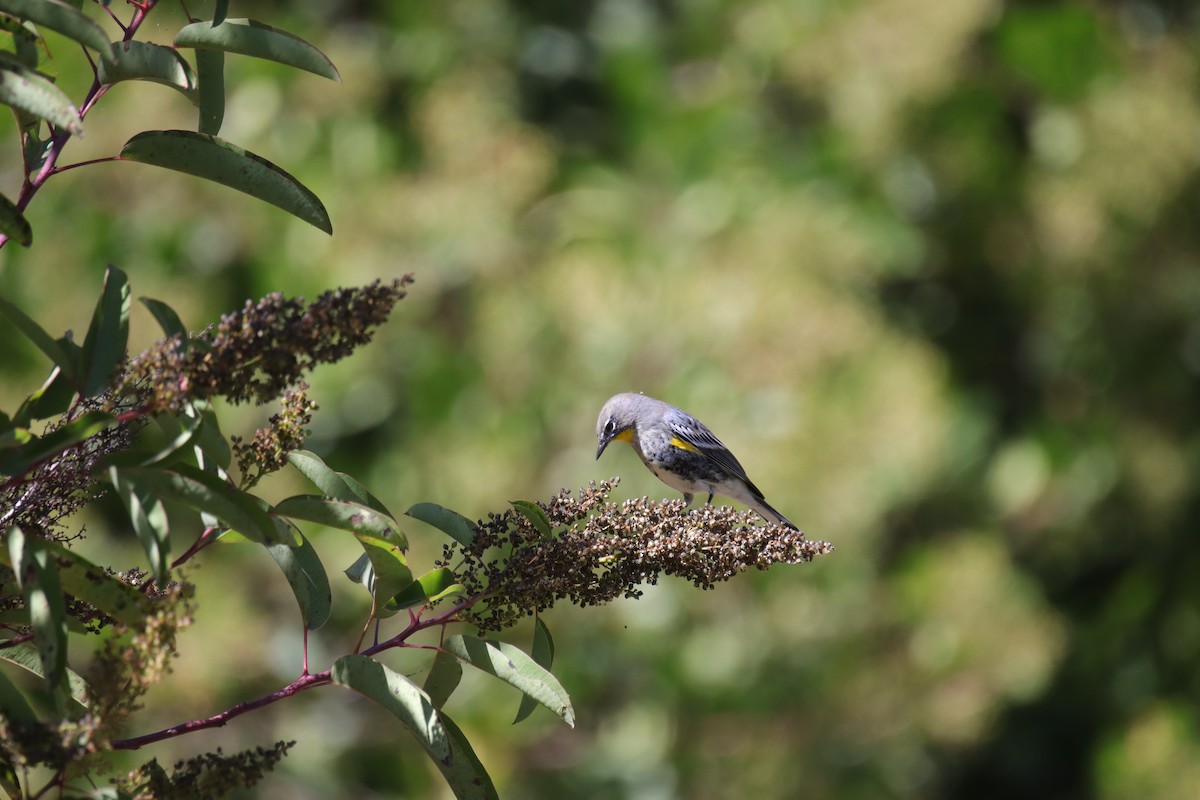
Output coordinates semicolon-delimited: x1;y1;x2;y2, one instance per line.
195;48;224;134
0;191;30;245
389;567;464;611
437;713;500;800
0;0;109;53
265;525;331;630
287;450;392;516
0;411;115;477
0;294;71;373
98;41;197;102
120;130;331;233
511;500;552;539
0;539;150;627
192;407;231;471
0;642;90;711
330;655;448;759
0;666;37;724
174;18;340;81
424;648;462;709
274;495;405;546
444;635;574;727
13;364;76;425
115;464;285;544
406;503;477;548
79;265;130;398
110;467;170;584
0;748;20;798
514;616;555;724
139;296;188;343
343;531;412;618
0;60;81;135
7;528;67;694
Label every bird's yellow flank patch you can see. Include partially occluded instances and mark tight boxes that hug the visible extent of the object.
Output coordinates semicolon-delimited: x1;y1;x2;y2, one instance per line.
669;435;700;453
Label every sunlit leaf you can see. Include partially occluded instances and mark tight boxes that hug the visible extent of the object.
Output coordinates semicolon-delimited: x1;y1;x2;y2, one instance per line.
389;567;464;611
274;494;405;545
514;616;555;724
6;528;67;694
0;0;109;53
115;464;285;545
330;655;448;758
406;502;477;547
110;467;170;585
0;642;90;712
174;18;340;81
444;635;574;727
342;531;412;617
287;450;392;516
438;713;500;800
0;59;81;135
119;130;331;233
98;41;197;102
511;499;552;539
139;296;189;344
79;264;130;398
0;411;115;477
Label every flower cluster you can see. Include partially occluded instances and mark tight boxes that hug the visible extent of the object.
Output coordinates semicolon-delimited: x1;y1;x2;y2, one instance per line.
232;383;318;488
120;277;412;412
439;480;834;632
113;743;295;799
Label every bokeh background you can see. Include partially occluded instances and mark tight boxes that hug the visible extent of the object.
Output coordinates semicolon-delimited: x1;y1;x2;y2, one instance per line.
3;0;1200;798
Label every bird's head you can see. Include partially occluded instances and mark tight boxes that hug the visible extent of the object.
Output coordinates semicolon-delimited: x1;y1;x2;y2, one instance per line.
595;393;641;459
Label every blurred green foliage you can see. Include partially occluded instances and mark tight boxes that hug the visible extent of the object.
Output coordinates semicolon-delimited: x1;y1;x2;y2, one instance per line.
3;0;1200;798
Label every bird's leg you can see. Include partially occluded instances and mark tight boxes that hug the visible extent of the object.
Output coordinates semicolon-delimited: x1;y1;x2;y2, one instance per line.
706;493;713;504
682;492;694;507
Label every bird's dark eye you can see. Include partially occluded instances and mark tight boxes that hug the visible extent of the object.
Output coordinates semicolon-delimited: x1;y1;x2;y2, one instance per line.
604;419;616;435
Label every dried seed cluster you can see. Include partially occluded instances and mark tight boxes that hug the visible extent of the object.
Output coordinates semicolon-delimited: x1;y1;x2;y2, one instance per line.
440;480;834;632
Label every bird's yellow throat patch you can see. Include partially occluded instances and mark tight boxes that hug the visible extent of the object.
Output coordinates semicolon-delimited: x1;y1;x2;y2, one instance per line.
669;435;700;453
615;428;635;444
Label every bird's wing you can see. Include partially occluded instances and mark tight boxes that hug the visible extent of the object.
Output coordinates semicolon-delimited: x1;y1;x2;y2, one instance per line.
664;409;766;499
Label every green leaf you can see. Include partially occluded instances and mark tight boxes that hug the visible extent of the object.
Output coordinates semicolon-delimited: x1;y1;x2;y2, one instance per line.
139;296;189;343
0;642;91;712
0;0;110;53
389;567;464;611
174;18;340;82
110;467;170;585
265;525;331;630
114;464;286;545
342;531;412;618
0;58;81;135
444;635;574;727
0;538;152;627
0;411;115;477
274;495;406;546
423;648;462;710
287;450;393;516
98;41;197;102
0;294;72;374
0;191;30;246
120;130;331;233
6;528;67;694
514;616;555;724
511;500;552;539
79;264;130;398
406;502;478;548
0;747;20;798
437;713;500;800
195;48;224;135
330;655;448;759
192;407;232;471
13;364;76;425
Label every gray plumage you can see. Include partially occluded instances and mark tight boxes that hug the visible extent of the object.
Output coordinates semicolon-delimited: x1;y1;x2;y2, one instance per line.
595;392;796;529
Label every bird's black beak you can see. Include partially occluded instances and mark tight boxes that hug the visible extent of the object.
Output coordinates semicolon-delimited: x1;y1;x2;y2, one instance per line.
596;436;610;460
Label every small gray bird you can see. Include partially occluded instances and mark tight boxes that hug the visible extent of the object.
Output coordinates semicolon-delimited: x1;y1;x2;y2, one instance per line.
595;392;796;528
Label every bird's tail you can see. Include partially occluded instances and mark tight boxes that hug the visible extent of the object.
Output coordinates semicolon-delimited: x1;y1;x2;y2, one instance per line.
747;496;797;530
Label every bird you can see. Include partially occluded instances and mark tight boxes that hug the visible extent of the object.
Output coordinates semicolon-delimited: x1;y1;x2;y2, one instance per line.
595;392;796;528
